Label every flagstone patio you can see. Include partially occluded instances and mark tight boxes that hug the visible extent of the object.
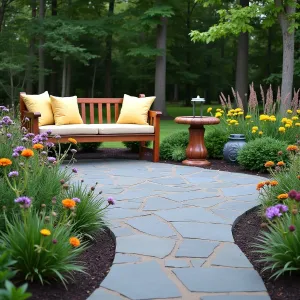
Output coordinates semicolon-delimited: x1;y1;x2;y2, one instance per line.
74;159;270;300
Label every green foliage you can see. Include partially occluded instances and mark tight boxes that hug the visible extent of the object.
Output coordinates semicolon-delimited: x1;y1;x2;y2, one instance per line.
160;131;189;161
205;128;229;159
122;141;151;153
1;210;86;286
237;137;289;172
0;281;31;300
254;212;300;279
79;142;102;152
171;146;186;162
63;181;107;239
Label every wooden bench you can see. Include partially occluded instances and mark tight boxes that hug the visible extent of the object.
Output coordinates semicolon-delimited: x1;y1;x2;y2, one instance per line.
20;93;162;162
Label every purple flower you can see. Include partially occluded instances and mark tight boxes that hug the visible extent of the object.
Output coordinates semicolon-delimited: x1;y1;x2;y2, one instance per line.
295;193;300;202
41;151;47;156
289;225;296;232
47;157;56;163
275;204;288;213
55;135;61;139
72;197;81;203
70;149;77;154
1;116;13;125
12;152;19;158
288;190;298;199
265;206;282;219
46;142;55;148
8;171;19;178
46;130;52;135
107;197;115;205
14;196;31;208
6;133;12;139
13;146;25;153
72;168;78;173
21;137;28;142
25;133;35;139
2;108;9;112
52;239;58;244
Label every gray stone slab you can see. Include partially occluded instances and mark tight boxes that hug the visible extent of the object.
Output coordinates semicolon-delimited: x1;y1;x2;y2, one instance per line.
173;268;266;292
218;175;262;185
176;239;219;258
87;288;125;300
113;227;135;237
184;176;217;184
110;169;171;178
113;253;141;264
150;177;188;185
102;187;124;195
155;207;229;224
200;296;270;300
173;222;234;242
106;208;150;220
101;261;181;299
113;201;141;209
164;191;220;202
165;259;190;268
216;201;256;212
114;177;146;186
126;215;176;237
230;194;259;202
190;258;206;267
212;209;243;224
116;234;175;258
143;197;182;211
116;189;160;200
221;185;258;197
211;243;253;267
183;197;225;208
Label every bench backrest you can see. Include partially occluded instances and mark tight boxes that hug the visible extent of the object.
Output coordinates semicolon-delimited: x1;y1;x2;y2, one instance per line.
20;94;145;125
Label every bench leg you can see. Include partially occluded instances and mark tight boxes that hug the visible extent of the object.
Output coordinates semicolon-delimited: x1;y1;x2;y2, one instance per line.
153;141;159;162
139;142;146;160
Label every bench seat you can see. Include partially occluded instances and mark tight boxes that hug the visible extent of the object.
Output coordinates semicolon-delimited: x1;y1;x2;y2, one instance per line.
39;124;155;136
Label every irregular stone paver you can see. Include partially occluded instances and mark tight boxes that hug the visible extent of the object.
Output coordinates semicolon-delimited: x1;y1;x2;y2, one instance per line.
173;268;266;292
76;160;269;300
165;259;190;268
211;243;252;267
116;234;175;258
176;239;218;258
126;215;176;237
101;261;181;299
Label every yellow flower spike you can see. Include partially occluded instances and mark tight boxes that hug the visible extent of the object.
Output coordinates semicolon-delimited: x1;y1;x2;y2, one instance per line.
279;127;286;132
234;123;239;126
287;109;293;114
245;115;251;119
207;107;212;113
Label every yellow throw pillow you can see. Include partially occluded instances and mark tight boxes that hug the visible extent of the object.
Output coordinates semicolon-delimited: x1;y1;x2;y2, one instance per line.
117;94;156;125
22;91;54;126
50;95;83;126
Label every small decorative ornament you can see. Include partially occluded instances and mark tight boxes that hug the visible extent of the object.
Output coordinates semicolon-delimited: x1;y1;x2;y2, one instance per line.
191;96;206;118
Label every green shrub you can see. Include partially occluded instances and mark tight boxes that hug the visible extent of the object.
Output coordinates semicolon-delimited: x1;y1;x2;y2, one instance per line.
171;146;186;162
205;128;229;159
122;141;151;153
79;142;102;152
237;137;289;172
0;281;31;300
1;210;86;286
160;131;189;161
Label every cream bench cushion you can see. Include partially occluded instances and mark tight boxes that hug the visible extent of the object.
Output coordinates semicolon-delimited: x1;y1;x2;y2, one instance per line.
39;124;154;136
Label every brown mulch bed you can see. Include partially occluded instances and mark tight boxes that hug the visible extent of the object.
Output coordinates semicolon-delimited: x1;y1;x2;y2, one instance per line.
27;229;116;300
233;208;300;300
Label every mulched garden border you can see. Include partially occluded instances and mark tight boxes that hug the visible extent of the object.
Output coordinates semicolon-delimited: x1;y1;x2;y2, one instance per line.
233;207;300;300
26;229;116;300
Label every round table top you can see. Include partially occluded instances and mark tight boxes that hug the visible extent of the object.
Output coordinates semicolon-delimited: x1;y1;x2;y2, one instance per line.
175;116;220;125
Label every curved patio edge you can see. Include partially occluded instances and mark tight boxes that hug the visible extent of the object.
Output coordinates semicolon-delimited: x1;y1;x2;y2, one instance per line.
73;159;271;300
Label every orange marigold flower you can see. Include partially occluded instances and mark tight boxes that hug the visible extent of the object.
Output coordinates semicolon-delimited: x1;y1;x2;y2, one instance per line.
277;193;289;200
287;145;299;152
40;229;51;236
277;161;285;166
21;149;34;158
68;138;77;145
264;161;275;168
62;198;76;209
264;181;271;185
270;181;278;186
0;158;12;167
33;143;44;150
256;182;265;190
69;237;80;247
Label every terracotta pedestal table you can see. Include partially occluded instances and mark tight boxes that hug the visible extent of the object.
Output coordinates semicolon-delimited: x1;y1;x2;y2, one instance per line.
175;116;220;167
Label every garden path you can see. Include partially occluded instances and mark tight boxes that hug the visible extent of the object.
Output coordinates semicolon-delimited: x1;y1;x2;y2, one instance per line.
74;159;270;300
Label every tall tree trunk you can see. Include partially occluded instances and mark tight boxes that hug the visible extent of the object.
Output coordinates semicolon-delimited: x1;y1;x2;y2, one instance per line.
0;1;6;32
61;56;66;97
91;62;97;98
66;61;71;96
153;17;168;115
38;0;45;93
50;0;58;95
26;0;37;94
104;0;115;97
235;0;249;110
185;0;192;106
275;0;296;113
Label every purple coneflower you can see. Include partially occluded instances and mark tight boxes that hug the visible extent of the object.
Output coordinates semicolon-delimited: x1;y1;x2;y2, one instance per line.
14;196;31;208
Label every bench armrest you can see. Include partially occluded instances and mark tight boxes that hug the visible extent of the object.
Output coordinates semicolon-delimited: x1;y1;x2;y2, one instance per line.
23;110;40;135
148;110;162;127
